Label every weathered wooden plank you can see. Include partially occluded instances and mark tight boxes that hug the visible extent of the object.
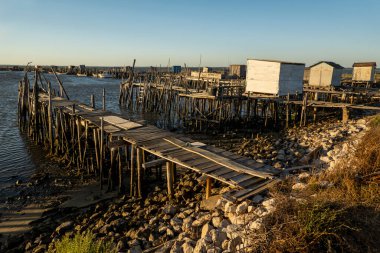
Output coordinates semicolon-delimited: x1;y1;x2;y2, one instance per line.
163;138;274;179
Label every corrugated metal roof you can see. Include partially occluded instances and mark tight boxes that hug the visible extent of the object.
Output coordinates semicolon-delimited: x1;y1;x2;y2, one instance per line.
247;59;305;66
309;61;344;69
352;62;377;67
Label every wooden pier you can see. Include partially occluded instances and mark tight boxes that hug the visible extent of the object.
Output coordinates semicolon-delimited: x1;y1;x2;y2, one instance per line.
18;70;280;202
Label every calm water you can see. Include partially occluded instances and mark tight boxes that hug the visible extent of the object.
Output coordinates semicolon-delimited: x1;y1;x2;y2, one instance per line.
0;71;156;198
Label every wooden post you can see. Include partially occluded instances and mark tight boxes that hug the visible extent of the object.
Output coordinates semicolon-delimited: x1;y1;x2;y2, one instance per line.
137;148;142;198
102;88;106;111
342;107;349;123
90;94;95;108
206;177;212;199
118;147;123;193
130;144;135;196
100;117;104;190
47;81;54;152
166;161;174;200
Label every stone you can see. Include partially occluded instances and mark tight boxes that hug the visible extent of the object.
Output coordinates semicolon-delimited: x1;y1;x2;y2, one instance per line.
55;221;73;234
224;202;236;213
210;229;227;247
292;182;307;191
248;218;263;230
163;205;177;215
170;240;183;253
298;172;311;181
116;240;127;252
129;245;143;253
273;161;283;169
219;219;230;228
201;223;213;238
182;242;194;253
227;237;242;252
235;202;248;215
194;238;209;253
211;216;223;228
192;214;211;227
227;213;245;225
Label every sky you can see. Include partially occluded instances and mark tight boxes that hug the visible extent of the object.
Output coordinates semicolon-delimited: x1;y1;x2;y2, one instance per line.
0;0;379;67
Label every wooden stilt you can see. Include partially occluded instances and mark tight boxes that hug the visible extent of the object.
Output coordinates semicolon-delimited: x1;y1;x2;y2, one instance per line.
166;161;173;200
206;177;212;199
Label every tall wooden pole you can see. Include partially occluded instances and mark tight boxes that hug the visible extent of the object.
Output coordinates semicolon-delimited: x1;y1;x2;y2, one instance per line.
102;88;106;111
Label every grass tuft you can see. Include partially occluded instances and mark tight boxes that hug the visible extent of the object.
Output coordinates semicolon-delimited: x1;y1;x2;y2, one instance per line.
48;232;115;253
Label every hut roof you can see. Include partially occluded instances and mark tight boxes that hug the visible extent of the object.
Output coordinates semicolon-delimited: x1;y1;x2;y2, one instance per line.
309;61;344;69
352;62;377;67
248;59;305;66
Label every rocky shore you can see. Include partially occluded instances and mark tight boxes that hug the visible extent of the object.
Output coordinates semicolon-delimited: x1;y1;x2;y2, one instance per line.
0;116;373;253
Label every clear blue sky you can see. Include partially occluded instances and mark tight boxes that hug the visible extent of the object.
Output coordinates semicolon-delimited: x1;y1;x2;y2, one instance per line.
0;0;379;67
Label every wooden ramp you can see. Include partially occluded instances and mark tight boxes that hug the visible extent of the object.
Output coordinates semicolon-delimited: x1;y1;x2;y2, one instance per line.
39;93;280;201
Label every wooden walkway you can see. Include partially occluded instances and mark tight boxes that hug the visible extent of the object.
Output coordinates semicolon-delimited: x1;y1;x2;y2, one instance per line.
38;93;280;202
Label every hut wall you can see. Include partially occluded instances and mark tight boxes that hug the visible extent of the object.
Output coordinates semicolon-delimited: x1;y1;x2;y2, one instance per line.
246;60;304;96
353;66;375;82
278;63;304;96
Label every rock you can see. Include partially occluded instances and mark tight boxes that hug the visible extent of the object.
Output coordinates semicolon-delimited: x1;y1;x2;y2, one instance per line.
227;237;242;252
227;213;245;225
192;214;211;227
273;161;283;169
182;217;193;232
262;198;276;212
55;221;73;234
224;202;236;213
170;240;183;253
298;172;311;181
211;216;223;228
235;202;248;215
210;229;227;247
163;205;177;215
116;239;127;252
219;219;230;228
194;238;209;253
201;223;213;238
247;205;255;213
254;206;268;217
292;182;307;191
182;242;194;253
200;195;222;211
248;218;263;230
129;245;143;253
167;228;175;237
171;217;183;227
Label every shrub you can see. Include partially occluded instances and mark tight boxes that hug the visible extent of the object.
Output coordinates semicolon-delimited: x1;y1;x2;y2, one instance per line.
48;232;115;253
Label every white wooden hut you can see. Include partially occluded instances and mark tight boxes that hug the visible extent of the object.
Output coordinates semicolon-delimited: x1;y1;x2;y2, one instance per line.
352;62;376;83
308;61;344;88
246;59;305;96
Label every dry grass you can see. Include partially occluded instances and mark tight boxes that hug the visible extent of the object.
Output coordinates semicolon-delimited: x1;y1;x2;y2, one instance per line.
254;119;380;252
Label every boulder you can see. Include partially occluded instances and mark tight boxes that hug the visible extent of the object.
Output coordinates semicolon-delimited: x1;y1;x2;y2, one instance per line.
210;229;227;247
201;223;213;238
235;202;248;215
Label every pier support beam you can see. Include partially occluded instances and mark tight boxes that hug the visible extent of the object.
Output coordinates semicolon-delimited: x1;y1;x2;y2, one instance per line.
166;161;174;200
342;107;350;123
206;177;212;199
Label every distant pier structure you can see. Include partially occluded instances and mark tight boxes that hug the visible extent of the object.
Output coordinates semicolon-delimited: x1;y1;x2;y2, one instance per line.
352;62;377;87
229;64;246;78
